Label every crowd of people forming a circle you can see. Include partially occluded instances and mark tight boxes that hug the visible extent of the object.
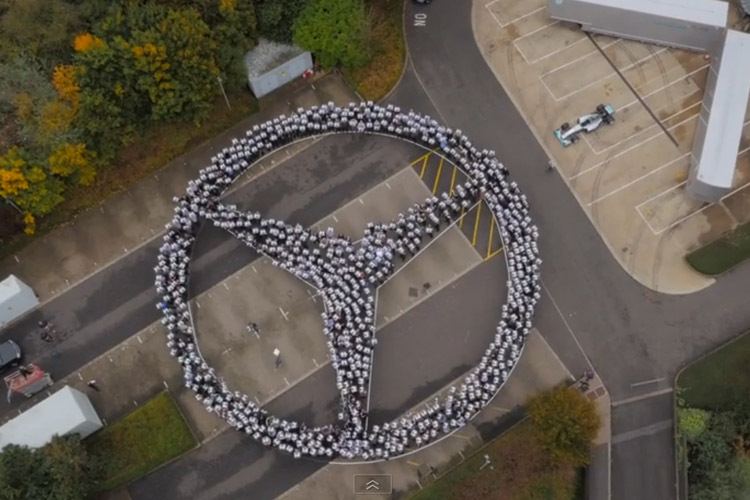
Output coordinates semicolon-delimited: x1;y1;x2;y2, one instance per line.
154;102;541;461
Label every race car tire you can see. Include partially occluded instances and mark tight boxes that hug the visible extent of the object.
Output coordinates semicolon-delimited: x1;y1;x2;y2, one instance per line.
571;134;580;143
604;115;615;125
596;104;605;113
561;122;570;131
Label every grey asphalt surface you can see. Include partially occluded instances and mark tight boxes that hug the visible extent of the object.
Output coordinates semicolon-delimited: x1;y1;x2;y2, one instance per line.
402;1;750;499
1;2;748;499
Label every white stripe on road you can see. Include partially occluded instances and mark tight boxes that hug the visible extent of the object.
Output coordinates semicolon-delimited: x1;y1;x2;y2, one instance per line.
612;419;672;444
612;387;673;407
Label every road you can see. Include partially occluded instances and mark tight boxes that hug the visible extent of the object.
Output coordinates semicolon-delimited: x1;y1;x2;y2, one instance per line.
0;1;748;499
401;1;750;499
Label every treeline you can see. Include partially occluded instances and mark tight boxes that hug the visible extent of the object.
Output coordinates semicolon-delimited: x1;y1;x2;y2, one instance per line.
0;0;377;235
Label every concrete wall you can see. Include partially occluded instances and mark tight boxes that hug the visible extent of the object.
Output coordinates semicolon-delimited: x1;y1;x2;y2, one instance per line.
249;52;313;99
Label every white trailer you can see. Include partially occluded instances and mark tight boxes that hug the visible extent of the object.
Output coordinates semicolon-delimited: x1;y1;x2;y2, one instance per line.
0;386;103;449
687;29;750;202
0;275;38;328
547;0;728;52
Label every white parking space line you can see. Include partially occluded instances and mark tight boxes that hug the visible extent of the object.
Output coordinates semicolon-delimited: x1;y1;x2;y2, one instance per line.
581;100;701;156
486;2;545;28
544;47;669;102
570;113;699;181
512;20;560;43
586;153;690;207
615;63;709;114
539;39;622;78
635;149;750;236
515;36;588;65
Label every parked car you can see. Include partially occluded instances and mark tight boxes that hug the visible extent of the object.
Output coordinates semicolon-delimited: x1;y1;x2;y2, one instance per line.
553;104;615;147
0;340;22;372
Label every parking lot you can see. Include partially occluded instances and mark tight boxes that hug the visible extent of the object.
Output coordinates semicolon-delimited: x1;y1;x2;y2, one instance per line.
475;0;750;293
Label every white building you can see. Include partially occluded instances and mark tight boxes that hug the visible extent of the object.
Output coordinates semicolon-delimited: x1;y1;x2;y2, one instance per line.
0;386;103;449
0;275;38;328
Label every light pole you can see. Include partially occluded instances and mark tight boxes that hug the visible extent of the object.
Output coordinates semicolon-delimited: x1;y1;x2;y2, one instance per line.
217;75;231;111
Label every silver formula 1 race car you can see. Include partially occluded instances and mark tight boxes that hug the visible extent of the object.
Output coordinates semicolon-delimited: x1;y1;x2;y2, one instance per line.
553;104;615;147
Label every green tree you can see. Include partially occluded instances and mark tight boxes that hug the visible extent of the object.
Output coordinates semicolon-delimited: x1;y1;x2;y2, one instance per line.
0;435;97;500
526;386;601;468
691;457;750;500
678;407;711;442
0;146;65;233
293;0;371;70
0;0;83;68
213;0;258;90
256;0;309;42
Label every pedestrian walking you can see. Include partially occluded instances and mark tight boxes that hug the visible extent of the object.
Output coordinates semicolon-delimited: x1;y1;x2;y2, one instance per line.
246;322;260;338
87;380;100;392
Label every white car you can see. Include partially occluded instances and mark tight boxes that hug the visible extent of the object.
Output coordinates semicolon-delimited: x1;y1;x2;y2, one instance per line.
554;104;615;147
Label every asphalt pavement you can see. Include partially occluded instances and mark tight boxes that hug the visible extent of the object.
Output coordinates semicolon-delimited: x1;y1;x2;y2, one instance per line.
402;1;750;498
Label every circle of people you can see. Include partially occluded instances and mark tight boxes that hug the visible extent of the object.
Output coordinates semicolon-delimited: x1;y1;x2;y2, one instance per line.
154;102;541;461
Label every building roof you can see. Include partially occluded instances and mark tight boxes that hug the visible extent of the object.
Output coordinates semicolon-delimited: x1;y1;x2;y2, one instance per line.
0;386;101;449
696;29;750;189
0;275;23;303
576;0;728;27
244;38;305;78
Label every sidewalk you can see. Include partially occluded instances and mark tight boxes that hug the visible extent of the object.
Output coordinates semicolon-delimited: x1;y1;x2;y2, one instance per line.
0;73;359;306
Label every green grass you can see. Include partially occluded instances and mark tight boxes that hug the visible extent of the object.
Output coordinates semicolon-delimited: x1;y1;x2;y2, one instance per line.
685;221;750;275
86;391;197;492
677;331;750;411
410;422;579;500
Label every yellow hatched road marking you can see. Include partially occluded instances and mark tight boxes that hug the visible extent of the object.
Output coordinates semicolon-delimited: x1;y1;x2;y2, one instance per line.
449;165;458;195
409;151;430;167
432;157;444;194
419;153;430;179
472;202;482;247
407;460;421;467
486;216;495;259
458;206;466;229
486;246;505;260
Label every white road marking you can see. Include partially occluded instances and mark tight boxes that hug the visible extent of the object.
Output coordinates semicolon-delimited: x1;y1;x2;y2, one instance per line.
612;420;673;444
630;377;665;388
544;48;669;102
570;113;698;181
582;100;701;156
612;387;673;407
586;153;690;207
486;1;544;28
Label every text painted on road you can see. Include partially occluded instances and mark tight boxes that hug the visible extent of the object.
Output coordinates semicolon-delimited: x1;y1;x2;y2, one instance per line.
414;13;427;27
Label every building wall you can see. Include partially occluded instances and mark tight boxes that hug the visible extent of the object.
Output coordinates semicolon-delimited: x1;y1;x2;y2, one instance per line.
249;52;313;99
